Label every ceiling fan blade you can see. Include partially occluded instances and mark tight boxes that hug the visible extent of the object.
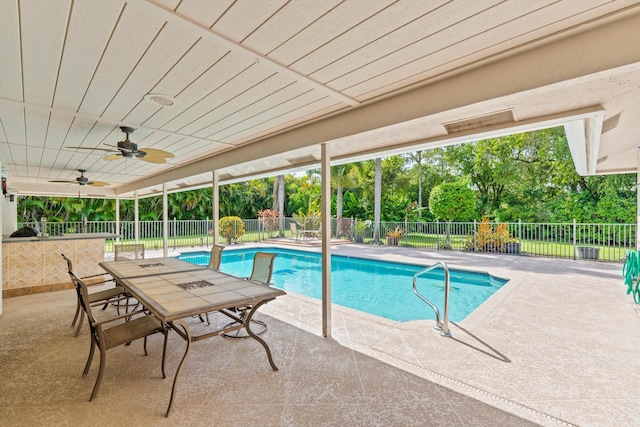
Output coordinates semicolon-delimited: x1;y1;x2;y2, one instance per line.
140;155;167;164
103;154;123;161
48;180;76;184
66;146;117;153
87;181;109;187
105;142;135;153
141;148;175;159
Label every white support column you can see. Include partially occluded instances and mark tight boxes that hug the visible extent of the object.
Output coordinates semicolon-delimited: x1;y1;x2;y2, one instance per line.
163;184;169;257
134;191;139;244
3;193;17;236
115;196;120;243
321;143;332;337
213;171;219;245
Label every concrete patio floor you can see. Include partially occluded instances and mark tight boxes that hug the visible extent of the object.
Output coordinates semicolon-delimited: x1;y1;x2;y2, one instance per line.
1;243;638;426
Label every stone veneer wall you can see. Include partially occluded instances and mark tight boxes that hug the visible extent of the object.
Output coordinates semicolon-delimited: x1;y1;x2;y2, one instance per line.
2;238;105;298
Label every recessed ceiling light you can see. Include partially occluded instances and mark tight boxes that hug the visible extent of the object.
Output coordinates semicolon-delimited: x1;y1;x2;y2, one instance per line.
144;93;179;108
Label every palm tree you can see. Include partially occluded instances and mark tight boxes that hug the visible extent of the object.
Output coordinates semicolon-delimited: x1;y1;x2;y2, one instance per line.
406;150;424;217
331;164;352;237
271;175;285;236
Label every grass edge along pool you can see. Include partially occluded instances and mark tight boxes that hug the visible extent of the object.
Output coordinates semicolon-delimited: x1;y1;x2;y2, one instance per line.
177;248;508;322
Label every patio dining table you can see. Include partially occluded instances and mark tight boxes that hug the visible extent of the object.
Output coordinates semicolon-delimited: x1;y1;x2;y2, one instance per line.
99;257;286;416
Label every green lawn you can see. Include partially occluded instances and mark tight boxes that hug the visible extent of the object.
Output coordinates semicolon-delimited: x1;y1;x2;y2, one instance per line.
106;230;631;262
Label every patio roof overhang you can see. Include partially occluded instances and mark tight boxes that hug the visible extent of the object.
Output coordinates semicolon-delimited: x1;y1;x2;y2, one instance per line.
2;1;640;199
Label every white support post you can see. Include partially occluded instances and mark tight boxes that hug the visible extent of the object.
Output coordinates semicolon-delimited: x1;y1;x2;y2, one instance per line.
321;143;332;338
115;196;120;243
134;191;139;244
163;184;169;257
213;171;219;245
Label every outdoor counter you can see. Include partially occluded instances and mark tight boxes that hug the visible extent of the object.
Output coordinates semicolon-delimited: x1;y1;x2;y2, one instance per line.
2;233;117;298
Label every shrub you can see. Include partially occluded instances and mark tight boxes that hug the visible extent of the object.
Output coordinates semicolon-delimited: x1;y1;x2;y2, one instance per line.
385;226;404;246
258;209;280;237
337;217;352;238
219;216;245;244
465;218;514;252
292;210;321;230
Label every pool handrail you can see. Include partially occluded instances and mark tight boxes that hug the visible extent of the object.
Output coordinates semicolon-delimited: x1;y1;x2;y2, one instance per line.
413;262;451;337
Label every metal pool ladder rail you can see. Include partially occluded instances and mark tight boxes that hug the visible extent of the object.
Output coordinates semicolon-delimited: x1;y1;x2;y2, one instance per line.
413;262;451;337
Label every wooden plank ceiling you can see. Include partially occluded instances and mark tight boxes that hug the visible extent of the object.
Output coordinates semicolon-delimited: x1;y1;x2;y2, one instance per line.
0;0;639;197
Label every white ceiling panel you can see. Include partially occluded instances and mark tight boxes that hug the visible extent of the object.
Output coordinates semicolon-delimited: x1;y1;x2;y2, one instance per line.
76;1;167;117
174;0;234;28
242;0;342;55
20;0;69;105
218;96;342;144
24;107;49;148
163;59;274;133
0;0;23;101
52;1;124;112
211;0;288;43
102;23;202;120
196;80;314;138
0;104;25;145
319;0;509;89
290;0;452;77
0;0;639;197
187;72;297;137
268;0;395;67
8;143;27;168
44;112;76;151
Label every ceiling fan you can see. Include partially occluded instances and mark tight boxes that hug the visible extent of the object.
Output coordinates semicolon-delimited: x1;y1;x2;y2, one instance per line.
48;169;109;187
67;126;175;164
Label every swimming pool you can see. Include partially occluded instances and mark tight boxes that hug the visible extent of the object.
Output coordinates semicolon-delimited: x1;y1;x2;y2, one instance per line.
177;248;508;322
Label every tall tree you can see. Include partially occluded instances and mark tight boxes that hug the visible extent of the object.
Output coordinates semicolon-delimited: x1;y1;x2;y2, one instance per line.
429;181;476;248
406;150;424;217
271;174;285;236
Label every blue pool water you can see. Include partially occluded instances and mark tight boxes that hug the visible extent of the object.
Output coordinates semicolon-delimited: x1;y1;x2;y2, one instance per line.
177;248;508;322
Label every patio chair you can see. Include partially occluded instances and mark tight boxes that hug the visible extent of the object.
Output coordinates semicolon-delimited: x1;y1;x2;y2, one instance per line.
62;254;128;337
223;252;277;338
114;243;145;260
290;222;302;240
207;244;224;270
198;244;225;324
69;270;168;401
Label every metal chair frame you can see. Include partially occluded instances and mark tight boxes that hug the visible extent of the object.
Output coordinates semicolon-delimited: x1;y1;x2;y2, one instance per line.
223;252;277;338
62;253;127;337
70;270;168;401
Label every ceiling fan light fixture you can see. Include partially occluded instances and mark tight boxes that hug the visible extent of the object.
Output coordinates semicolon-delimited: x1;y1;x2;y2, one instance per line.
144;93;179;108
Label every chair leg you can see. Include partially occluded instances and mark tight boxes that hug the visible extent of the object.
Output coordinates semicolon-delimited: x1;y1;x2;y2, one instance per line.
71;300;81;327
90;346;106;401
83;337;96;377
161;332;168;379
143;336;148;356
74;311;85;337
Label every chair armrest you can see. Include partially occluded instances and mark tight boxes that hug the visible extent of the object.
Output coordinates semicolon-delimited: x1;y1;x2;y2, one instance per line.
88;295;130;307
91;309;150;327
81;273;113;280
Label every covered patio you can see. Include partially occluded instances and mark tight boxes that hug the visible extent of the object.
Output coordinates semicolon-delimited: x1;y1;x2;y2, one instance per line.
2;2;640;425
1;245;637;426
